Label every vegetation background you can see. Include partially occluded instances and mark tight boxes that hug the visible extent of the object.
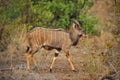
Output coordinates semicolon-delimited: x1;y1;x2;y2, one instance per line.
0;0;120;80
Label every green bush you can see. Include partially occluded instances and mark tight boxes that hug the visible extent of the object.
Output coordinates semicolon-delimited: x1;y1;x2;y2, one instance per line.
0;0;98;49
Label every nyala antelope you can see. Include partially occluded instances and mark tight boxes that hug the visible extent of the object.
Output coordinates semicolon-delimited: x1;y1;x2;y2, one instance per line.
24;20;85;72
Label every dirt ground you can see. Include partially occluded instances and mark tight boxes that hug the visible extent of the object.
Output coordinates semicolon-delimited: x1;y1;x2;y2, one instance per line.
0;35;120;80
0;47;93;80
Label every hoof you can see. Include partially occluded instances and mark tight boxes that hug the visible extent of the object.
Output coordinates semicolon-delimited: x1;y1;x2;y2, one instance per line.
26;69;31;72
33;66;39;71
26;68;30;71
50;69;52;72
72;69;78;72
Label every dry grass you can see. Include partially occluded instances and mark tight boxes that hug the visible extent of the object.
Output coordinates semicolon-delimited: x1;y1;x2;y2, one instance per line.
77;31;119;80
0;0;119;79
0;28;119;80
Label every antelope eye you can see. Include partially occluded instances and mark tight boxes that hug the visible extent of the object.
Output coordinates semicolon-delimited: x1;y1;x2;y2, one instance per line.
77;27;81;30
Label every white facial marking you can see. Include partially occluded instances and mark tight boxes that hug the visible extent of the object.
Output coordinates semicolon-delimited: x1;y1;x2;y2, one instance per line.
55;50;59;54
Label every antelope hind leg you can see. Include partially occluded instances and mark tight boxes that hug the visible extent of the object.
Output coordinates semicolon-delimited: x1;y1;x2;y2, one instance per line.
32;56;38;67
26;53;31;70
31;56;39;70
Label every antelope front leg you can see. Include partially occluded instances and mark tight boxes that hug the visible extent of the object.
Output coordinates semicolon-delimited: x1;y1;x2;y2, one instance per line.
66;53;75;71
50;57;56;72
50;51;59;72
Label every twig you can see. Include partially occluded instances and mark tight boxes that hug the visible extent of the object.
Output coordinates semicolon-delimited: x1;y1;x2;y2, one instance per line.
0;68;13;71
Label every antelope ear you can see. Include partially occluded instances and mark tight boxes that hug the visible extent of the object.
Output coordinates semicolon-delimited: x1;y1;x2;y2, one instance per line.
73;23;79;29
72;22;76;28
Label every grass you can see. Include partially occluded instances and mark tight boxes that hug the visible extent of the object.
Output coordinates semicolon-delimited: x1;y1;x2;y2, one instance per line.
77;31;119;80
0;25;119;79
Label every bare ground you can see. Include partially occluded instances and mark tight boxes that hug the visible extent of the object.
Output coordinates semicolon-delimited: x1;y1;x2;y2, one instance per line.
0;44;119;80
0;48;92;80
0;32;120;80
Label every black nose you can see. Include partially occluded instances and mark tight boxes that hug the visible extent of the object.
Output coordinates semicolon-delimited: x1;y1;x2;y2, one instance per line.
78;34;83;37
